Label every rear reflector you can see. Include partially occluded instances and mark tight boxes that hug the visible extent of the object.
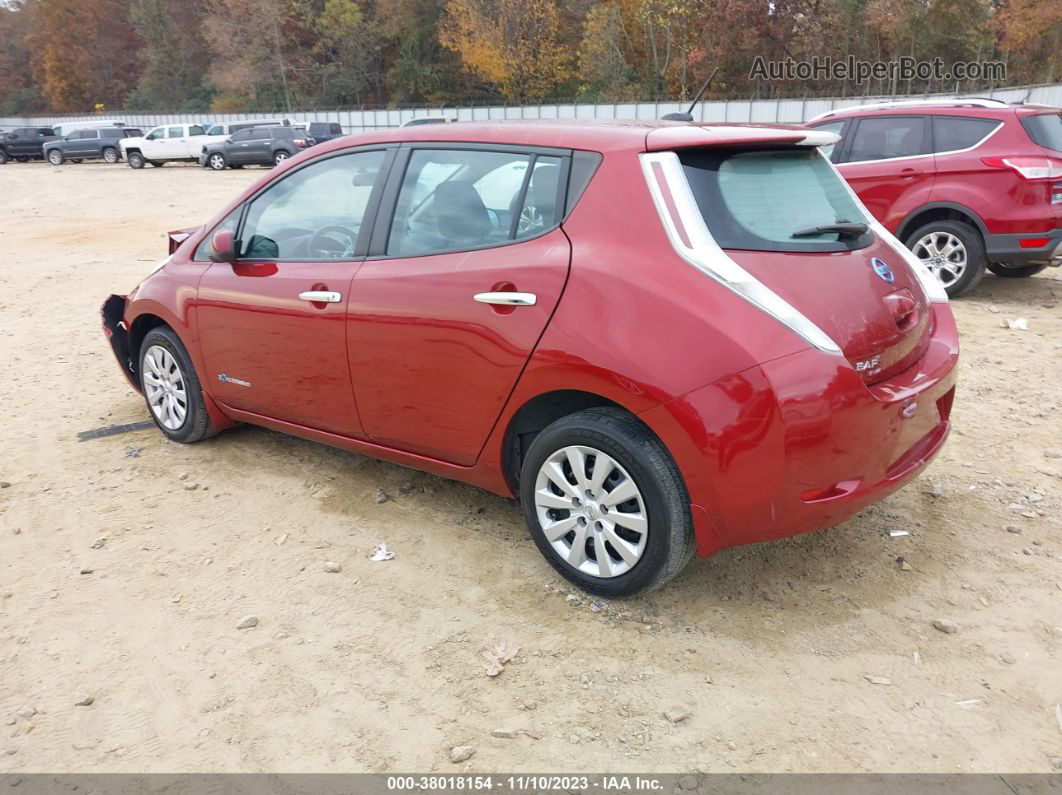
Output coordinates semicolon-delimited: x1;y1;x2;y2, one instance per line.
1019;237;1051;248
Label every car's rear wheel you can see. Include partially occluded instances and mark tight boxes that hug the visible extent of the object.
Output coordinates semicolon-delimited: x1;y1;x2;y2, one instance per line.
139;327;217;444
273;150;290;166
127;151;145;169
988;262;1048;278
519;408;695;597
102;147;118;164
906;220;986;298
47;149;63;165
207;152;226;170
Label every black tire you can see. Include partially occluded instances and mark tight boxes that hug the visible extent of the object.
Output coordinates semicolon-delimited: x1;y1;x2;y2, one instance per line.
15;155;30;162
148;160;164;167
102;147;118;164
273;149;291;166
230;164;244;169
127;151;145;169
0;149;10;165
519;407;695;597
988;262;1048;278
904;220;986;298
206;152;226;171
47;149;64;165
138;326;217;444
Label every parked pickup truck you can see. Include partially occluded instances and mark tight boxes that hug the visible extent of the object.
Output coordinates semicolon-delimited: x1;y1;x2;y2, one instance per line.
0;127;60;164
44;126;143;165
119;123;211;168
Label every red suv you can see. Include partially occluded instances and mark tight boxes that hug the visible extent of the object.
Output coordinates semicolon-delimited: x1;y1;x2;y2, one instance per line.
102;121;958;595
807;99;1062;296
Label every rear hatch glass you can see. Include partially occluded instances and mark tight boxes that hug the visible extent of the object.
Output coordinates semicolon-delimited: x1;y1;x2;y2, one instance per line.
679;148;933;383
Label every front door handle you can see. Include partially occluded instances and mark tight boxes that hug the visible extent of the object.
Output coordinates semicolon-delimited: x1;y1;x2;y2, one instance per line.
474;291;537;306
299;290;342;303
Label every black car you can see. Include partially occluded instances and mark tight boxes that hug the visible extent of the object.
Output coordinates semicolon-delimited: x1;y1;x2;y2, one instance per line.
199;126;315;170
0;127;60;164
307;121;344;144
44;127;143;165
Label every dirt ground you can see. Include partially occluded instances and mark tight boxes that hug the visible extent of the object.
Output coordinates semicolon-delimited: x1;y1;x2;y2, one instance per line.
0;162;1060;774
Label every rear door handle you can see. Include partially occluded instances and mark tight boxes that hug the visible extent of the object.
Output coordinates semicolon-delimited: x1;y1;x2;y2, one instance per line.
474;292;537;306
299;290;342;303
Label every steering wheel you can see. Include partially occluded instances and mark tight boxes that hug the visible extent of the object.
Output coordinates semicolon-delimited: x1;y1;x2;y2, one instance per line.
307;225;358;258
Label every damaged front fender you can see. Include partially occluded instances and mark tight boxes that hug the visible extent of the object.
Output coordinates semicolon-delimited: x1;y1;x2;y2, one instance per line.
101;294;140;392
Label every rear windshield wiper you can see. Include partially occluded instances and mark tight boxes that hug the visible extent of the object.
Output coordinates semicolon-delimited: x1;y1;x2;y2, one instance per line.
791;222;869;240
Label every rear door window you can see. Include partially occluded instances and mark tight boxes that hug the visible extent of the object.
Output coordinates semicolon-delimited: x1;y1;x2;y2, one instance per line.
386;149;564;257
189;125;206;136
932;117;999;153
846;116;927;162
680;148;871;252
167;127;184;138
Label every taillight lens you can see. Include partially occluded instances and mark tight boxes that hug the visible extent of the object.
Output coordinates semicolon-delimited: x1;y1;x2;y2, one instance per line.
294;139;307;147
981;156;1062;180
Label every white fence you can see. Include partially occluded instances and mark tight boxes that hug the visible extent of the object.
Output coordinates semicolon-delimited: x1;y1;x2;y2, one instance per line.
3;83;1059;133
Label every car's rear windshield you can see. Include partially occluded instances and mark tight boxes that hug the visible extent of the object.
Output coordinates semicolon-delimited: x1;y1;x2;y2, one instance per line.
1021;112;1062;153
679;148;872;252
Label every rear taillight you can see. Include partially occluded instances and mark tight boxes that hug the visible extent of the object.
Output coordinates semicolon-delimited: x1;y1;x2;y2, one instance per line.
294;139;307;147
981;156;1062;180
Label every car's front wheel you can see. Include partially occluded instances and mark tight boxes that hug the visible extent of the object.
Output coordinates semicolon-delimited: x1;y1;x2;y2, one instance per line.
988;262;1048;279
519;408;695;597
905;220;986;298
127;151;145;169
207;152;226;170
139;327;217;444
102;147;118;164
47;149;64;165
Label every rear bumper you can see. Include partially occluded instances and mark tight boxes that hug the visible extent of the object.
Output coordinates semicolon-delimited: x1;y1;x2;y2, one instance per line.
641;304;959;556
985;227;1062;265
101;294;140;392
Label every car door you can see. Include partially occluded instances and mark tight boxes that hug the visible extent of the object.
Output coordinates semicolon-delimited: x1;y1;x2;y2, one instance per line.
245;128;273;164
141;126;167;159
195;147;392;436
165;125;188;158
834;115;935;232
224;129;254;163
347;145;572;465
73;130;100;157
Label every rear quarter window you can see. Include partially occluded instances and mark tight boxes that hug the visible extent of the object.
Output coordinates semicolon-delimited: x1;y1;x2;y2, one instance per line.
1021;112;1062;153
932;117;1000;152
680;148;871;253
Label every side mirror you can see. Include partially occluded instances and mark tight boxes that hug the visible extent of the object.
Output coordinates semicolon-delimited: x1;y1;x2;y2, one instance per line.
209;228;236;263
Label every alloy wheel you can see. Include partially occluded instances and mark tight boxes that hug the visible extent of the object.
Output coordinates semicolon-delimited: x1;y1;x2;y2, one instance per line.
274;152;289;165
103;149;118;163
209;154;225;170
534;445;649;578
48;151;62;165
912;231;967;288
142;345;188;430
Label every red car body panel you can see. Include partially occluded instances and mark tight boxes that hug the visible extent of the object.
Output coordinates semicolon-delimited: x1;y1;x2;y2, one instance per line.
104;120;959;560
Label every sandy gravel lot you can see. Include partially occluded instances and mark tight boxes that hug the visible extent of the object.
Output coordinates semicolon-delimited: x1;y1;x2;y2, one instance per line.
0;162;1060;774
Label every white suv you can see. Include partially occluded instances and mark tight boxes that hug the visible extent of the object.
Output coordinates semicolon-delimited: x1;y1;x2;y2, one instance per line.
120;124;212;169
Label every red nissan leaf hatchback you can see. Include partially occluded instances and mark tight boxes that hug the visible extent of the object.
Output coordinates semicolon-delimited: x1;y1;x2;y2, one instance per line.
102;121;959;596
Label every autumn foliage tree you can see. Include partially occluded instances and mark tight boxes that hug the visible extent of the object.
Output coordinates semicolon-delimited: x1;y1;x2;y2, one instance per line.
440;0;571;102
0;0;1060;115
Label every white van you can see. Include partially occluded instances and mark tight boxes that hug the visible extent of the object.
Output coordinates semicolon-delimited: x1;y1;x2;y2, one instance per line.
51;119;127;137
